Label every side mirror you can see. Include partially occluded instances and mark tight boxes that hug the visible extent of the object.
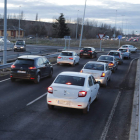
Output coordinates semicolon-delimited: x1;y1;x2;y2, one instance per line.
95;81;100;85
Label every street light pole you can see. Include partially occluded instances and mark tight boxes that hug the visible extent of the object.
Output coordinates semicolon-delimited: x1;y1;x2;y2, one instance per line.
114;10;117;38
122;15;125;35
3;0;7;64
76;10;79;40
79;0;87;49
19;6;21;38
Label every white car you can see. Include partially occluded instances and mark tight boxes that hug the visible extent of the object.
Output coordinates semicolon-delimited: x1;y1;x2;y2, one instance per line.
57;51;80;66
120;45;137;52
47;72;100;114
80;61;112;87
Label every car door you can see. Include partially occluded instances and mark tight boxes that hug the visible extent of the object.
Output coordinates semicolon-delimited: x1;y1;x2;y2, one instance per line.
106;65;111;80
42;57;51;76
88;76;94;101
75;53;79;63
37;58;46;77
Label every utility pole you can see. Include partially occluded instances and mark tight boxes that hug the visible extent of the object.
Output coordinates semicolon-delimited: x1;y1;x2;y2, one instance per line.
114;10;117;38
76;10;79;39
79;0;87;49
3;0;7;64
122;15;125;35
19;6;21;38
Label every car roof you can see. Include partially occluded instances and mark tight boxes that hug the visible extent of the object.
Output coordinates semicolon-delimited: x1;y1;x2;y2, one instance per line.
18;55;42;60
83;47;94;48
58;71;91;78
121;44;130;46
86;61;106;65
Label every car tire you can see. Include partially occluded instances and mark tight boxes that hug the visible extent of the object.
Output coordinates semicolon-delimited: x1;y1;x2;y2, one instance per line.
83;99;91;114
72;61;75;67
49;70;53;78
48;104;54;109
34;73;41;84
11;78;16;82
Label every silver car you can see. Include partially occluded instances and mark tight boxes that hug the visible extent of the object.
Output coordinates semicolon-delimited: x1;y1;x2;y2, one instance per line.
14;40;26;52
118;48;131;59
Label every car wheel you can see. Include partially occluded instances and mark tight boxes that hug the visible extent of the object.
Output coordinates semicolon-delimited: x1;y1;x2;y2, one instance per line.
72;61;75;67
83;99;91;114
49;70;53;78
34;73;40;84
48;104;54;109
11;78;16;82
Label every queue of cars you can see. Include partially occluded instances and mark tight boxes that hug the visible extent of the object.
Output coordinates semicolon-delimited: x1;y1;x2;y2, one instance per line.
10;45;137;114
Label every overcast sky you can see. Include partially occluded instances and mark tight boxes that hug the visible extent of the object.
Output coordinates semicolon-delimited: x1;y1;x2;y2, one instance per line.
0;0;140;34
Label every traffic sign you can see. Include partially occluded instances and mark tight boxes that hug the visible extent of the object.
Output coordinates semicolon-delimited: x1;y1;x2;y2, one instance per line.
98;34;104;40
118;35;122;40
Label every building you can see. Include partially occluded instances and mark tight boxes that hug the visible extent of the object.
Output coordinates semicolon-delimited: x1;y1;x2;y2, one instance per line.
0;26;24;38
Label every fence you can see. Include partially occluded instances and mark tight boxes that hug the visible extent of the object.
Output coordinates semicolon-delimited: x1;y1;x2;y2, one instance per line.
0;42;14;51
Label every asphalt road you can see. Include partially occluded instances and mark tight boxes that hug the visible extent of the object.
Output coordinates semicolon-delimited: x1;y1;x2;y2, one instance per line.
0;51;139;140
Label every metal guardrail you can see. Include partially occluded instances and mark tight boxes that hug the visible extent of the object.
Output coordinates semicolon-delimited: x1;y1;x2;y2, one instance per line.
0;53;59;70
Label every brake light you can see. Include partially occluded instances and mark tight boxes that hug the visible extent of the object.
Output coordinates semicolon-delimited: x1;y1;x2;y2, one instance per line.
88;51;92;52
80;70;83;73
101;72;105;77
30;78;35;79
78;91;87;97
69;58;73;60
66;82;71;85
58;56;61;59
48;87;53;93
80;50;83;52
108;63;114;66
11;65;15;69
28;67;36;69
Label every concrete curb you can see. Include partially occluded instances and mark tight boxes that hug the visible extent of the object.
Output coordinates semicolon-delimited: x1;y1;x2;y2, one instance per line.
129;59;139;140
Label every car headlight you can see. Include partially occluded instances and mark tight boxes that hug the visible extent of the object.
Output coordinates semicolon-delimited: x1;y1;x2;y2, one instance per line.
20;46;24;48
14;46;17;48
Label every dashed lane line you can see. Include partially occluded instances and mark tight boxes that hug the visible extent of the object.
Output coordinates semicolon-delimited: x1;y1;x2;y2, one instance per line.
0;78;10;83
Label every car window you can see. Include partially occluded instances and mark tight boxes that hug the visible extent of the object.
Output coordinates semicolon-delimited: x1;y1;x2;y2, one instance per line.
106;65;109;70
42;57;48;64
98;56;113;61
61;52;73;56
91;76;96;84
16;41;24;45
37;58;44;66
122;46;128;48
54;75;85;86
119;49;127;52
88;76;93;86
14;59;34;66
109;52;120;56
84;63;104;71
83;48;91;51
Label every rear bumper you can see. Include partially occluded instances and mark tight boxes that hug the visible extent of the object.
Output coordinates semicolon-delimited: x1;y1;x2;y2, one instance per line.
57;59;74;65
47;93;88;109
96;78;106;85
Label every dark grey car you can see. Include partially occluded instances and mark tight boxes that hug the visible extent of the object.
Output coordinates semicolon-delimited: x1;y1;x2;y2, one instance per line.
14;40;26;52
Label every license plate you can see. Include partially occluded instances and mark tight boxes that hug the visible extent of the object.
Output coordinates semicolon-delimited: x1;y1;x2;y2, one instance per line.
63;57;68;60
83;53;88;55
58;100;70;105
17;70;26;73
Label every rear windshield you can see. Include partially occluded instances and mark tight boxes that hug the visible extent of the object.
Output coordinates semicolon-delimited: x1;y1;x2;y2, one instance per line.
119;49;127;52
14;59;34;66
82;48;91;51
98;56;113;61
109;52;120;56
84;63;104;71
54;75;85;86
16;41;24;45
61;52;73;56
122;46;128;48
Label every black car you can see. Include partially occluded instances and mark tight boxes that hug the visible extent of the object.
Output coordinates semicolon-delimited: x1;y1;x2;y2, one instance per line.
10;55;53;83
80;47;97;58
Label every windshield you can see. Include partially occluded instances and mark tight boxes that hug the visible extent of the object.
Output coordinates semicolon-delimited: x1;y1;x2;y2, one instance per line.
82;48;91;51
16;41;24;45
84;63;104;71
61;52;73;56
121;46;128;48
98;56;113;61
14;59;34;66
54;75;85;86
109;52;120;56
119;49;127;52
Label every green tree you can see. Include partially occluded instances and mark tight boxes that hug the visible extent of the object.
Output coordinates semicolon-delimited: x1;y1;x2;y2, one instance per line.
52;13;70;38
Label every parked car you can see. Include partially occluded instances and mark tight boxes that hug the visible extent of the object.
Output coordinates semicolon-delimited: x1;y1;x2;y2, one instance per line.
118;48;131;59
10;55;53;83
57;51;80;66
97;55;118;73
47;72;100;114
14;40;26;52
79;47;97;58
108;50;123;65
80;61;112;87
120;45;137;53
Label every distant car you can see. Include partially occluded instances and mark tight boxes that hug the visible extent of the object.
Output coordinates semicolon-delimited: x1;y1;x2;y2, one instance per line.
79;47;97;58
47;72;100;114
120;45;137;52
118;48;131;59
80;61;112;87
133;39;138;42
57;51;80;66
10;55;53;83
14;40;26;52
108;50;123;65
97;55;118;73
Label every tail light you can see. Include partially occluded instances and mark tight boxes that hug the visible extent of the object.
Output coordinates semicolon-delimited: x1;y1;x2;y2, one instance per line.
78;91;87;97
80;70;83;73
58;56;61;59
69;58;73;60
28;67;36;69
48;87;53;93
66;82;72;85
108;63;114;66
101;72;105;77
11;65;15;68
80;50;83;52
88;51;92;52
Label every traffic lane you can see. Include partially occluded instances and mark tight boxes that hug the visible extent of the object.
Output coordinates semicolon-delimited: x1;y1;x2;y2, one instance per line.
0;54;102;121
0;53;138;140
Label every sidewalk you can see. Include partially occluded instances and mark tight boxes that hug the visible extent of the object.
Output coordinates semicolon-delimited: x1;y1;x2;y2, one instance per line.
129;59;140;140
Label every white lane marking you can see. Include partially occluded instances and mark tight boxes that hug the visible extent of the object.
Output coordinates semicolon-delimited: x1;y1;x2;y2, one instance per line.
0;78;10;83
100;91;121;140
26;93;47;106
